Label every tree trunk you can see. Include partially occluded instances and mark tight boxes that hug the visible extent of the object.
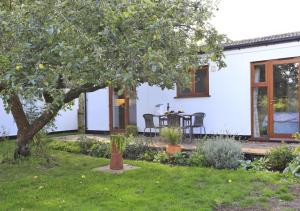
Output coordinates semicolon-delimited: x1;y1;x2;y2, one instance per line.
8;83;106;158
14;131;33;158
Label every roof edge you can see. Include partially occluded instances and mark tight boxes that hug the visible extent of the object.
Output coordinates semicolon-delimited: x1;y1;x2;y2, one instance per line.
223;34;300;51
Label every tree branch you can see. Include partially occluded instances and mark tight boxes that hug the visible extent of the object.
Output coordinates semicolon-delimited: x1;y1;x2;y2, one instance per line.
43;91;53;103
174;23;198;32
29;82;106;136
0;83;5;93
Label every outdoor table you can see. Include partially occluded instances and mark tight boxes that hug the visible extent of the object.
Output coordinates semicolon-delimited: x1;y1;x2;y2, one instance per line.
153;113;194;142
154;113;192;127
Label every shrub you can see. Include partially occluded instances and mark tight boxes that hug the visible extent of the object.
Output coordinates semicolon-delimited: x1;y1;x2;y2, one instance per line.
153;151;169;164
47;141;81;154
266;146;294;172
240;157;270;171
284;154;300;178
292;146;300;156
169;152;190;166
90;142;110;158
123;137;155;160
189;152;204;167
78;136;97;154
252;158;269;171
188;143;205;167
138;151;159;161
160;127;182;145
202;136;243;169
125;125;138;137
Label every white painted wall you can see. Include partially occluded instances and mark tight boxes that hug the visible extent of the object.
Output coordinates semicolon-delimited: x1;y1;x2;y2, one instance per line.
0;100;17;136
51;100;79;132
86;88;109;131
0;99;79;137
137;41;300;135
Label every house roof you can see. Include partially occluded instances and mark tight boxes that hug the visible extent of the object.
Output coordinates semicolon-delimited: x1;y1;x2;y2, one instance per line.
224;31;300;51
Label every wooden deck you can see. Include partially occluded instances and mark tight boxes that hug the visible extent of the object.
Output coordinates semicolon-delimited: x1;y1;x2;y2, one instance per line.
55;134;300;156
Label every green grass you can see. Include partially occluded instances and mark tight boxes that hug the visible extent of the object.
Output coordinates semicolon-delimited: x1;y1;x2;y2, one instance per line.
0;140;297;211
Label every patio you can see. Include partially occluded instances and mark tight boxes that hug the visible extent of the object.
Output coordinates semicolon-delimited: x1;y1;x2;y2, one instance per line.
54;134;300;156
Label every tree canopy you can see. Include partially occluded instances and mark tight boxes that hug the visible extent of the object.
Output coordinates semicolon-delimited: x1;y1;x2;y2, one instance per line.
0;0;226;156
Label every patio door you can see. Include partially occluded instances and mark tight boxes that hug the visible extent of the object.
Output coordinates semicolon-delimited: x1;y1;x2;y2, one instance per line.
251;57;300;139
109;87;137;133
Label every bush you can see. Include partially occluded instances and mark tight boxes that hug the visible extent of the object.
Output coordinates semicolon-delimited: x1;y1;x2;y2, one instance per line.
189;152;204;167
153;151;169;164
266;146;294;172
202;136;243;169
292;146;300;156
126;125;138;137
78;136;97;154
123;137;156;160
138;151;158;161
90;142;110;158
160;127;181;145
188;143;204;167
169;152;190;166
47;141;81;154
240;157;270;171
284;154;300;178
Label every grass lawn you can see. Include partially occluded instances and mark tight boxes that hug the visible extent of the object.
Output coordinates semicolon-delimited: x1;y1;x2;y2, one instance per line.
0;140;298;211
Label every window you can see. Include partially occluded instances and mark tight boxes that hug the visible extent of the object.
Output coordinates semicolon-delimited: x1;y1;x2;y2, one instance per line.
177;66;209;98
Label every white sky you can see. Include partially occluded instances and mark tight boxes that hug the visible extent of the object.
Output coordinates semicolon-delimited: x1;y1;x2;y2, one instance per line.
211;0;300;41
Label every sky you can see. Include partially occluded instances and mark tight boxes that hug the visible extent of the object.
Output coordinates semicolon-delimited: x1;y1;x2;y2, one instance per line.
211;0;300;41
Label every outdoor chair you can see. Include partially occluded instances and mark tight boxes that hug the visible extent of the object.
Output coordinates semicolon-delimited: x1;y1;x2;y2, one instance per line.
183;112;206;142
158;115;168;127
166;113;182;128
143;114;161;136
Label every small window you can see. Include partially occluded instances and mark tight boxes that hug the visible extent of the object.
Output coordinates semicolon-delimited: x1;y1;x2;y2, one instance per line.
254;64;266;83
177;66;209;98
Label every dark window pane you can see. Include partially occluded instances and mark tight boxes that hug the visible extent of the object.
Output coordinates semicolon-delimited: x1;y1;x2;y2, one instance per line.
273;63;299;134
178;87;192;94
254;65;266;83
195;69;207;93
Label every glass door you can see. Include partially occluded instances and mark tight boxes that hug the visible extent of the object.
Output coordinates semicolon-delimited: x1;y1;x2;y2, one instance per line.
111;87;126;132
109;87;137;133
251;57;300;139
270;61;300;137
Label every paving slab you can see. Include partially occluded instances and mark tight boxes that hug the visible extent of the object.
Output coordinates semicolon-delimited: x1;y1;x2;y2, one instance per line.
92;164;140;174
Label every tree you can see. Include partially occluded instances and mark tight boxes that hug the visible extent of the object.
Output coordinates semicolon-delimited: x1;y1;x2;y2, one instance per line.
0;0;226;156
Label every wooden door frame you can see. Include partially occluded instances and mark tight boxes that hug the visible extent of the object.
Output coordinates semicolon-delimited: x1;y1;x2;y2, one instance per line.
251;56;300;139
109;87;130;134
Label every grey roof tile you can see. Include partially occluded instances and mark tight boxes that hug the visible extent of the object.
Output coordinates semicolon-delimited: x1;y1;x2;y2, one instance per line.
224;31;300;50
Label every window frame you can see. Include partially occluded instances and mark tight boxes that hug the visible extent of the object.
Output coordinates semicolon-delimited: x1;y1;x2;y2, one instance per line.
176;65;210;98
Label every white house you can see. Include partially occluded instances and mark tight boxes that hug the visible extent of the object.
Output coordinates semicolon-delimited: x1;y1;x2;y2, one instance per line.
86;32;300;141
2;32;300;141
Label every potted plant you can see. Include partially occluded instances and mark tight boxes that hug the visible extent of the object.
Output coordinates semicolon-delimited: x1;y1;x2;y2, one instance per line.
110;134;126;170
160;127;182;154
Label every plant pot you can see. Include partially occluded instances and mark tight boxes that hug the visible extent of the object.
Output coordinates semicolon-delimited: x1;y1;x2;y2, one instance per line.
166;144;182;155
110;142;123;170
